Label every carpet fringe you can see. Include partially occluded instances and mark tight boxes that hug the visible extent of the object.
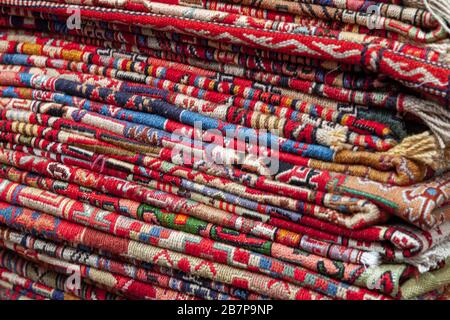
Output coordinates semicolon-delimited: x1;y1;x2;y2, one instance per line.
424;0;450;35
385;131;449;171
405;239;450;273
401;95;450;147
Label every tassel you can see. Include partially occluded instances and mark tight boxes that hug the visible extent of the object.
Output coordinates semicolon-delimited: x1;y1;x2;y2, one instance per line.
385;131;450;170
405;238;450;273
424;0;450;35
401;95;450;149
316;127;349;148
361;252;381;267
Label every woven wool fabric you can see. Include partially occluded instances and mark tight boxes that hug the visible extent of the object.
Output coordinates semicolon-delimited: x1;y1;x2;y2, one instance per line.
0;227;249;300
0;201;333;300
0;15;448;146
0;50;400;152
0;33;430;143
0;239;199;300
3;0;450;98
0;34;445;171
0;92;447;230
0;145;446;264
0;162;420;297
0;247;123;300
0;0;449;301
0;266;76;300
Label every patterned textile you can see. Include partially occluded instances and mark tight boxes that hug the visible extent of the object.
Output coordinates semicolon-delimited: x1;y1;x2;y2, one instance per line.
0;0;448;301
2;0;450;99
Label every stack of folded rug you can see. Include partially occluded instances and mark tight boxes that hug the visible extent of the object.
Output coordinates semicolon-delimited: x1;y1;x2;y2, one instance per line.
0;0;448;300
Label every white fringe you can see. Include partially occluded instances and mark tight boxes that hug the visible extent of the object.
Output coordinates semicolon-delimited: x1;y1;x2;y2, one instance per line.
402;96;450;149
405;239;450;273
424;0;450;35
361;252;381;266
